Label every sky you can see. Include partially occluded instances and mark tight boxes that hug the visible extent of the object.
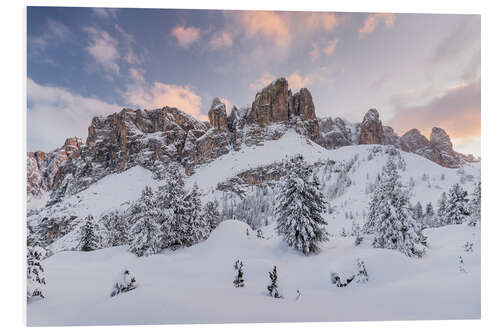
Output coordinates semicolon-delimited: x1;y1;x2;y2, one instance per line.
27;7;481;156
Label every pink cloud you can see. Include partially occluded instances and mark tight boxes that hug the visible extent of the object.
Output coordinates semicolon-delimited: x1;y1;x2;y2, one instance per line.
359;13;396;39
238;11;291;48
123;81;206;121
323;38;340;56
209;31;233;50
171;25;201;48
83;26;120;76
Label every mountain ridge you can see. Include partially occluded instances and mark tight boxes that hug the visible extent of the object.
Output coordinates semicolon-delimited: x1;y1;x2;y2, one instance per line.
27;77;477;202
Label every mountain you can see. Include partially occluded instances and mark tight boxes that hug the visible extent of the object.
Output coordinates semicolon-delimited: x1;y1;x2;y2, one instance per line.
27;77;477;205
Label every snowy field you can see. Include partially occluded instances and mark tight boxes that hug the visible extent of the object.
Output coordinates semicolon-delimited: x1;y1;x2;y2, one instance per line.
27;220;480;326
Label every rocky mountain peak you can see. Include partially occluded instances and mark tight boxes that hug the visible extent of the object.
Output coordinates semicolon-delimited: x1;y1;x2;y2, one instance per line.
359;108;383;144
208;98;228;132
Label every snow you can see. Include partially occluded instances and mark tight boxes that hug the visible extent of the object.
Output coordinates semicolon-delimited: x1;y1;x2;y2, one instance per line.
27;221;480;326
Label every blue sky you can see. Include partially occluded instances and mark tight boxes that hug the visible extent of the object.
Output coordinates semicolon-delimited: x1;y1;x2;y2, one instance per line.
27;7;480;156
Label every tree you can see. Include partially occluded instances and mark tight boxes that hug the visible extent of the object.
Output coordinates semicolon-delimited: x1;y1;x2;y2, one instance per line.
413;202;424;221
101;210;130;247
275;155;329;255
267;266;282;298
423;202;435;227
368;158;426;258
27;243;47;300
78;215;102;252
351;221;363;246
468;182;481;227
180;183;211;247
256;229;264;239
436;192;448;226
355;258;369;284
233;260;245;288
204;199;221;232
443;183;470;225
458;256;467;273
128;186;163;257
110;268;137;297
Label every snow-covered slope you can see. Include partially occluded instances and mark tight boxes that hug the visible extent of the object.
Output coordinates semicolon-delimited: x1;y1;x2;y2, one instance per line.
27;220;480;326
30;129;480;253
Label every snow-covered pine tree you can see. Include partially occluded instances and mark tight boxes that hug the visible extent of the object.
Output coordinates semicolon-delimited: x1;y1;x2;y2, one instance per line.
267;265;282;298
27;242;47;300
101;210;130;247
78;215;102;252
256;229;264;239
368;158;426;258
351;221;363;246
355;258;369;284
443;183;470;225
275;155;329;255
435;192;448;226
156;168;187;249
468;182;481;227
128;186;163;257
110;268;137;297
233;260;245;288
424;202;435;227
413;202;424;222
203;199;221;232
340;227;348;237
180;183;210;247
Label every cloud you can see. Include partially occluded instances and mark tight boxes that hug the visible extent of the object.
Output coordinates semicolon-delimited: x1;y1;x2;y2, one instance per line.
303;12;346;32
431;19;479;64
84;26;120;77
114;24;146;65
122;81;206;121
287;71;314;91
171;26;201;48
27;78;121;151
389;80;480;142
309;43;320;61
249;71;323;92
129;68;145;82
28;18;71;53
92;8;120;18
359;13;396;39
323;38;340;56
209;31;233;50
238;11;291;48
249;72;275;91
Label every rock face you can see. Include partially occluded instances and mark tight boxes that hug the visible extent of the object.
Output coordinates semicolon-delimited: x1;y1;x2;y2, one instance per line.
27;77;477;204
359;108;383;144
27;137;83;197
208;98;228;131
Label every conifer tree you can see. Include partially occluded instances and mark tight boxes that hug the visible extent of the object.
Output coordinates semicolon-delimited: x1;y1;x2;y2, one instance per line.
368;158;426;257
204;199;221;232
436;192;448;226
233;260;245;288
351;221;363;246
413;202;424;221
443;183;470;225
128;186;163;257
267;266;282;298
78;215;102;252
256;229;264;239
275;155;329;255
102;210;130;247
468;182;481;227
180;183;210;247
27;242;47;300
355;258;369;284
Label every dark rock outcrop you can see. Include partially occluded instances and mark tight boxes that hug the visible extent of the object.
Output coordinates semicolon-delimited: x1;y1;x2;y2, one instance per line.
359;108;383;144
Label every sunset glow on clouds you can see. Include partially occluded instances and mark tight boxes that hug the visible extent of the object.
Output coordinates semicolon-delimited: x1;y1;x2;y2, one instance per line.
27;8;480;156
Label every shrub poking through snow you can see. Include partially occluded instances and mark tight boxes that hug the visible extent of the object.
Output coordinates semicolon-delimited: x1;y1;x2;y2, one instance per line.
330;272;355;288
464;241;474;253
27;244;47;300
458;256;467;273
110;268;137;297
233;260;245;288
296;289;301;301
355;258;369;284
256;229;264;239
267;266;282;298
